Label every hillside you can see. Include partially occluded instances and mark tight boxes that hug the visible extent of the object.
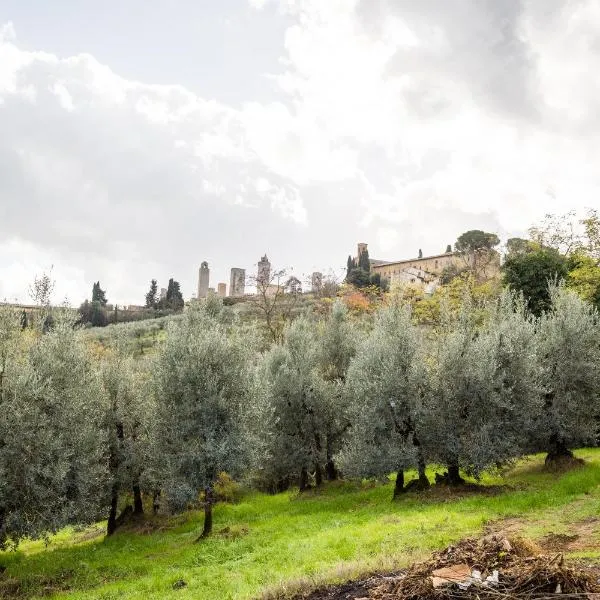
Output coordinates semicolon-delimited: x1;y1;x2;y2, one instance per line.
2;450;600;600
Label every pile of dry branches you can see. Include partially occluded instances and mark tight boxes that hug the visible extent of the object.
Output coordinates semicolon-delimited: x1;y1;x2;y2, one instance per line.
370;536;600;600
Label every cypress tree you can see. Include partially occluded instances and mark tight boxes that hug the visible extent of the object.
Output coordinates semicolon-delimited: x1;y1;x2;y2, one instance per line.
145;279;158;309
92;282;108;307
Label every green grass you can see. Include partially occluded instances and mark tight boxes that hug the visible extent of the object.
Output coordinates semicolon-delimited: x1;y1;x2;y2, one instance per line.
3;450;600;600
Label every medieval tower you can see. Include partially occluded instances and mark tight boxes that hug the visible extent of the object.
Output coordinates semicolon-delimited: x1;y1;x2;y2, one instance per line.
198;261;210;299
257;254;271;286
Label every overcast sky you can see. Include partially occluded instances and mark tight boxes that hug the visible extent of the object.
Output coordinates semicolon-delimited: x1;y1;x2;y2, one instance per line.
1;0;599;305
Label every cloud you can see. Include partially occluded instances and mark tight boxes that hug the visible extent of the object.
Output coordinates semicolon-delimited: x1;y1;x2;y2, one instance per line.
0;25;315;303
4;0;600;302
255;0;600;234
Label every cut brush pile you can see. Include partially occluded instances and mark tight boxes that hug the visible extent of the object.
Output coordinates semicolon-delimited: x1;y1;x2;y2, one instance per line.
294;536;600;599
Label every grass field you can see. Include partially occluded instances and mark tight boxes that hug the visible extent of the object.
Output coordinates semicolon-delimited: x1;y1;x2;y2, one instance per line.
2;450;600;600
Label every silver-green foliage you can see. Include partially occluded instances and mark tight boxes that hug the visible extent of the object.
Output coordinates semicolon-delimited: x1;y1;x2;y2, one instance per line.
339;302;424;479
153;303;252;511
256;316;325;486
427;291;539;476
536;286;600;455
100;336;156;511
0;310;106;547
316;301;358;476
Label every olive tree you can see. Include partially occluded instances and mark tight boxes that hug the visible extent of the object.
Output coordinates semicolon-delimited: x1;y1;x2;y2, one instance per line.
427;291;539;483
256;316;326;491
100;340;156;535
316;301;357;480
0;310;106;547
0;305;22;405
153;303;252;538
338;302;428;499
535;286;600;464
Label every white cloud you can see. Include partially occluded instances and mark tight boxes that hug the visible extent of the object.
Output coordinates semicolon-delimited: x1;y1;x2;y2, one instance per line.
253;176;307;224
0;21;16;42
248;0;270;9
254;0;600;240
0;27;315;302
51;83;74;112
4;0;600;301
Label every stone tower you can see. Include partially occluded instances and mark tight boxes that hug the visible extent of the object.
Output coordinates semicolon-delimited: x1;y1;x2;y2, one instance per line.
257;254;271;286
198;261;210;299
217;283;227;297
229;268;246;297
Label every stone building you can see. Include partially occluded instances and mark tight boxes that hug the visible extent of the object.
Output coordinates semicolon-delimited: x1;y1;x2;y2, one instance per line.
230;268;246;297
257;254;271;285
360;242;500;291
217;283;227;297
372;250;457;288
198;261;210;299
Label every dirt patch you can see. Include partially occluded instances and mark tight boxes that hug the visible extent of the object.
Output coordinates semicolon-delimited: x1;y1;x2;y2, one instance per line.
287;536;600;599
541;533;581;552
404;483;509;503
539;517;600;552
483;516;526;538
290;574;404;600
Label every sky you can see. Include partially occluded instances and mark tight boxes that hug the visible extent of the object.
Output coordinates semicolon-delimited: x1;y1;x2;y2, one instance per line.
1;0;600;305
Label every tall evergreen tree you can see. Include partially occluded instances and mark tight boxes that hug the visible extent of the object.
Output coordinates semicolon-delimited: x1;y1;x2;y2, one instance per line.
92;282;108;307
165;278;184;311
145;279;158;309
358;247;370;272
346;255;355;279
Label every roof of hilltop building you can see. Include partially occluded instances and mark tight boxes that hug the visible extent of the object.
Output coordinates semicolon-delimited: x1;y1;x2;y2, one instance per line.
371;251;455;268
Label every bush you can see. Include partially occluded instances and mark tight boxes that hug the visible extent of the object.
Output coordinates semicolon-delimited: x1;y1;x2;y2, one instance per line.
213;472;244;504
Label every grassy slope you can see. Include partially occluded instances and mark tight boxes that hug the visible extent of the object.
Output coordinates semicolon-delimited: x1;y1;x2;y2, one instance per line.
3;450;600;600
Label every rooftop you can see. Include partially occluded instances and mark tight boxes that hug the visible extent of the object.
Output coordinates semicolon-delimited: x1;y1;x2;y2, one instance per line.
371;251;455;268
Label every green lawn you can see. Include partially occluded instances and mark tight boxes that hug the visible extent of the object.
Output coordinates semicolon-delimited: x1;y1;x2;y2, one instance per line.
3;450;600;600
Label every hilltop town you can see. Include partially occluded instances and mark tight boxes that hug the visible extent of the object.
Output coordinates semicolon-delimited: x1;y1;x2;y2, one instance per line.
193;238;501;301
